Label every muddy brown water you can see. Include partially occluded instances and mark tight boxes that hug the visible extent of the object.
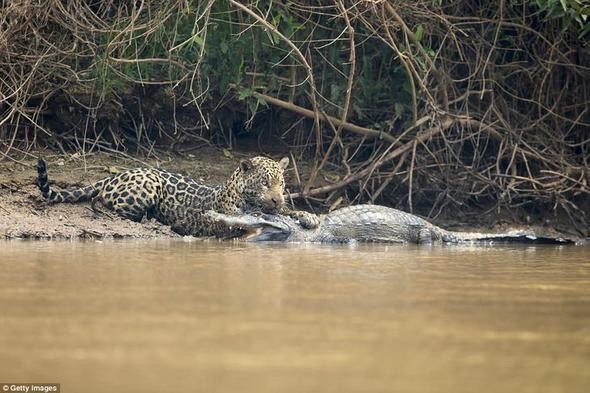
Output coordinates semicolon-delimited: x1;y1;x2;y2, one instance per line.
0;241;589;393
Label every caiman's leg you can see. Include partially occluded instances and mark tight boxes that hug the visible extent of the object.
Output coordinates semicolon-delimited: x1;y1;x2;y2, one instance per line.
408;224;433;244
440;233;459;243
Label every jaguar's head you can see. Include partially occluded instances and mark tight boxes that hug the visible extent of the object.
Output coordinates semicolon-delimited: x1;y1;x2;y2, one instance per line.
227;156;290;212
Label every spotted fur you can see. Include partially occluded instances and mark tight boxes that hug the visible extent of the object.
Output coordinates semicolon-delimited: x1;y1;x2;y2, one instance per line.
37;157;318;237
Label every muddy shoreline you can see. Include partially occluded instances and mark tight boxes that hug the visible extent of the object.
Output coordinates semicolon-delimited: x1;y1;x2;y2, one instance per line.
0;148;584;242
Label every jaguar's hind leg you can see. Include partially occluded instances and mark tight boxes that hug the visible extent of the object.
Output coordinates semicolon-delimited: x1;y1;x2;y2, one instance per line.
111;204;147;223
107;196;154;223
99;176;158;223
90;195;144;222
90;196;116;219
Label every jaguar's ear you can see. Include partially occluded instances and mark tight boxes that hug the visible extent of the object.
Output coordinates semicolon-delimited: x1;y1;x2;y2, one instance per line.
278;157;289;170
240;159;254;172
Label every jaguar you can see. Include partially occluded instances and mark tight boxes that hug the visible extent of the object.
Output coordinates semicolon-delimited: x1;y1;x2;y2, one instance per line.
36;156;319;237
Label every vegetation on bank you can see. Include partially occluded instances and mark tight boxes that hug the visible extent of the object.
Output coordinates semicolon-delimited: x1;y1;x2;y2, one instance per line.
0;1;588;233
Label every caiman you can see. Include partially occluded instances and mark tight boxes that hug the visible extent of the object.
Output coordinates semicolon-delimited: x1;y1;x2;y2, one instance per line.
205;204;575;244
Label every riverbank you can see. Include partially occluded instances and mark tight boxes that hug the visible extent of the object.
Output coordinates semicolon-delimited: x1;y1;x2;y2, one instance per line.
0;147;583;241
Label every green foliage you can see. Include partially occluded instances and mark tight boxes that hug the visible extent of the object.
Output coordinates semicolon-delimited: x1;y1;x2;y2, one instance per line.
68;0;418;129
41;0;588;138
535;0;589;37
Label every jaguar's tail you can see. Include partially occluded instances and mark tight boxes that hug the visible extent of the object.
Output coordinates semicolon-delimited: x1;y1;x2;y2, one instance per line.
37;158;102;203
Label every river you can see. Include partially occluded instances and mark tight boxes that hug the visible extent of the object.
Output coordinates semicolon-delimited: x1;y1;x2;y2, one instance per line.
0;240;589;393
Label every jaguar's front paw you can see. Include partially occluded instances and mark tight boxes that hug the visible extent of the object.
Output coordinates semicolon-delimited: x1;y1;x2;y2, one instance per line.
294;211;320;229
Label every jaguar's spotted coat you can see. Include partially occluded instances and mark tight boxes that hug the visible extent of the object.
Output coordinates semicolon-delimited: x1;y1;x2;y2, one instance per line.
36;157;319;237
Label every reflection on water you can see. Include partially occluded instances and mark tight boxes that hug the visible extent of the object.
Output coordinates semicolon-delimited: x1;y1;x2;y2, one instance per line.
0;240;589;393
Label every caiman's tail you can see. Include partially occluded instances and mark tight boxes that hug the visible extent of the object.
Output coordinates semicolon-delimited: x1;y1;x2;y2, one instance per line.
37;158;103;203
442;229;573;244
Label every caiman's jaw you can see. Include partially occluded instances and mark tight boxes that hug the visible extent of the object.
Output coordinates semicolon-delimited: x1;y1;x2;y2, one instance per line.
244;225;291;242
206;210;293;242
